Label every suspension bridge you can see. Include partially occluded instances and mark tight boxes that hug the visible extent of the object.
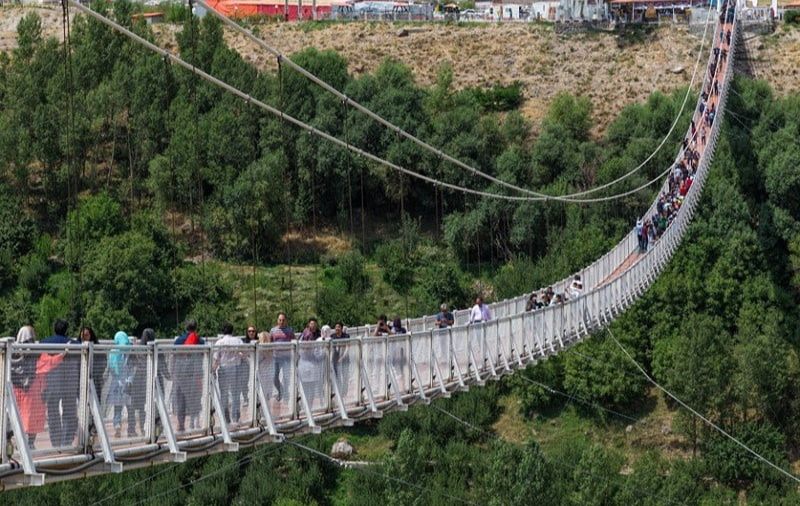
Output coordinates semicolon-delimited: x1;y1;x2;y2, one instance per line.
0;0;746;490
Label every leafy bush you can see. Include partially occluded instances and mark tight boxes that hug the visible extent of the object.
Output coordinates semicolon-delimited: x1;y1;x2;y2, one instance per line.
172;262;237;335
410;258;471;315
702;422;789;487
785;10;800;24
335;250;370;294
315;278;369;326
0;188;37;257
163;2;191;23
65;192;125;244
16;235;52;297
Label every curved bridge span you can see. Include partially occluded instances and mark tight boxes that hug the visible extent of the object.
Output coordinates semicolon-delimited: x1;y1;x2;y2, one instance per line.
0;4;740;490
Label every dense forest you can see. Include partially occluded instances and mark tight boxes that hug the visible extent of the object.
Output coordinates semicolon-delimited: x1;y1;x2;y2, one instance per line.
3;4;800;504
0;2;688;337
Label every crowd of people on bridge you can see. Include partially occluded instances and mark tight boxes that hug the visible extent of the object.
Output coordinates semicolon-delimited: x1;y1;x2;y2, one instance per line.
636;1;732;254
7;298;482;441
524;276;583;312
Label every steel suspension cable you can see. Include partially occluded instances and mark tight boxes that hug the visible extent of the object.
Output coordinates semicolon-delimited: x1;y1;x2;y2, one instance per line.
605;327;800;486
67;0;715;205
197;0;713;202
61;0;84;324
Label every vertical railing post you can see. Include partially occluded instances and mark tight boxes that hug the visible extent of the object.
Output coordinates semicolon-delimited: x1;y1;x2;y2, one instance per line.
147;342;156;442
290;343;298;420
355;338;363;408
78;342;91;452
145;345;156;443
204;344;213;434
0;341;7;466
324;340;332;414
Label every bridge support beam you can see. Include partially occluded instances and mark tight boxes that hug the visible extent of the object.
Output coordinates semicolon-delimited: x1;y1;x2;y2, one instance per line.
296;379;322;434
210;377;240;452
387;365;408;411
430;349;451;398
88;382;124;474
329;368;354;426
359;362;383;418
4;383;45;486
255;374;284;441
410;359;430;405
155;382;187;463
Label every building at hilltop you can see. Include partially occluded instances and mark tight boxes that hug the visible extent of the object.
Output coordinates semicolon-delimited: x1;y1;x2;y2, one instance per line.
204;0;343;20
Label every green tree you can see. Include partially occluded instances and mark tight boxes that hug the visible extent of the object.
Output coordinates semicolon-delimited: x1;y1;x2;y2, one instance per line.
482;440;552;506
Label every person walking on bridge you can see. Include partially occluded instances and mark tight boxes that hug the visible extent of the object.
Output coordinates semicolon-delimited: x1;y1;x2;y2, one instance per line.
173;320;205;432
213;322;244;425
469;296;491;324
270;312;295;402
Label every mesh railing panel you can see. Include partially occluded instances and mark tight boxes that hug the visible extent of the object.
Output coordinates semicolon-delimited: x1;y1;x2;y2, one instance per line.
511;316;525;360
0;344;6;464
454;309;470;326
469;326;484;373
361;338;387;401
407;319;426;334
9;346;83;456
256;345;295;422
432;329;451;384
485;322;500;368
160;347;210;437
388;336;410;395
93;344;151;446
331;340;359;408
411;333;432;389
423;315;438;331
213;344;255;428
451;326;470;378
297;342;329;414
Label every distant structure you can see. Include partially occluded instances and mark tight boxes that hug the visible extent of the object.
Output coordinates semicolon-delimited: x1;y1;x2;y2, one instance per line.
205;0;341;20
556;0;608;20
606;0;709;23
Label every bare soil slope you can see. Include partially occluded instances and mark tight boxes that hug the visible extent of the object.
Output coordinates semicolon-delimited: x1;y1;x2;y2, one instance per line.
206;21;703;132
2;6;798;133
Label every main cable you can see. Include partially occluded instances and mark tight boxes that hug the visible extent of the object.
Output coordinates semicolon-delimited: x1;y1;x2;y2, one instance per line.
605;327;800;486
198;0;712;202
69;0;686;204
